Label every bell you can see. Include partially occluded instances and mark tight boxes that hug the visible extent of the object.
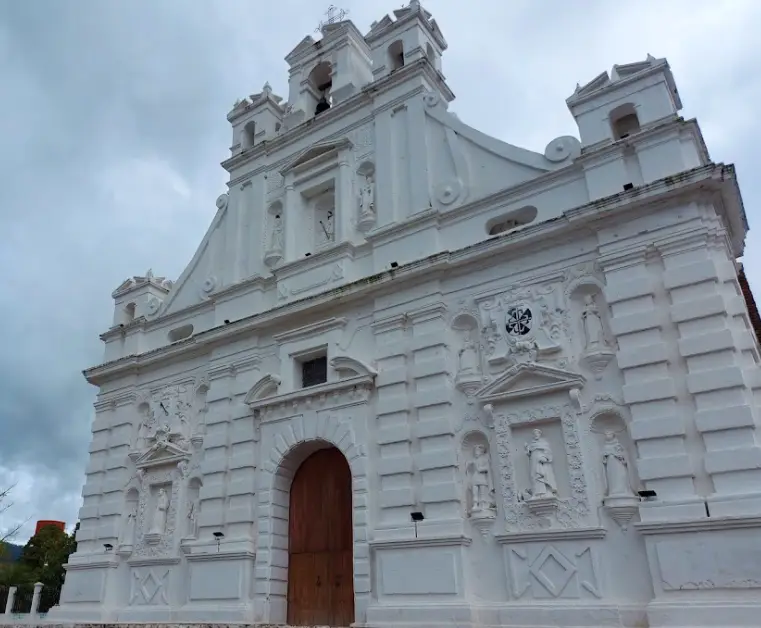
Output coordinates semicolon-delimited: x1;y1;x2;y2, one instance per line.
315;95;331;116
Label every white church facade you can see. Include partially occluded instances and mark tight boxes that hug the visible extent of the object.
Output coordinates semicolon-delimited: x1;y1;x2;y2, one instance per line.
52;2;761;626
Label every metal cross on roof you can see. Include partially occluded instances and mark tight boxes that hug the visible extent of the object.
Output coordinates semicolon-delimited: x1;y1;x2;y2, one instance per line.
316;5;349;33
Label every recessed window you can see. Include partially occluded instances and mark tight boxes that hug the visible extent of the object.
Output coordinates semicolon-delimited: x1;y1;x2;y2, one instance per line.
168;324;193;343
388;40;404;71
486;205;538;236
301;355;328;388
610;103;641;140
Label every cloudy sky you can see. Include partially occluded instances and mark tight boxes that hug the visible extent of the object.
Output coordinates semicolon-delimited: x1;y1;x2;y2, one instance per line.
1;0;760;542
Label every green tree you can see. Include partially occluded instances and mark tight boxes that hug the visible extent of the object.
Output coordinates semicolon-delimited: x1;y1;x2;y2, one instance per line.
19;524;77;588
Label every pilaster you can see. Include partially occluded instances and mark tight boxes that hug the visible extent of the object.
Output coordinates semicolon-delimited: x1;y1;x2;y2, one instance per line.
372;313;416;527
407;303;461;524
337;159;352;243
601;247;704;521
658;237;761;517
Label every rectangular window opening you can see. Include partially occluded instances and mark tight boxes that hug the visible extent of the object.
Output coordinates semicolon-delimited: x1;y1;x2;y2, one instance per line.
301;355;328;388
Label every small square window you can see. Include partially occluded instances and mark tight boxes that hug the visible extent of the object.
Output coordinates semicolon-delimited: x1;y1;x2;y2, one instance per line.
301;355;328;388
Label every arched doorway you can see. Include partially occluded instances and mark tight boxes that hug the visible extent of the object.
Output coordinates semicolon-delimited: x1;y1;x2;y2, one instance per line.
287;446;354;626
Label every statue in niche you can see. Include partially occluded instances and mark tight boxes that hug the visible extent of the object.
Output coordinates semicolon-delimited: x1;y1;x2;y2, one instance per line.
458;329;481;375
581;294;607;350
186;496;199;538
270;214;284;251
148;488;169;535
525;429;558;496
467;444;495;515
602;431;634;497
359;173;376;220
120;503;137;546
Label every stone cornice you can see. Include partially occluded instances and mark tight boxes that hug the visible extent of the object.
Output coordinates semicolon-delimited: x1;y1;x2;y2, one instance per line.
220;59;454;174
126;556;182;567
84;163;737;385
635;515;761;535
494;527;606;544
184;550;256;563
368;534;472;550
272;317;348;344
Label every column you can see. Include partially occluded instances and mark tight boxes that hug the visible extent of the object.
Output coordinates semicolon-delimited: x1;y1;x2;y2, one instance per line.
283;182;298;262
659;238;761;517
601;247;704;521
4;586;16;615
30;583;43;617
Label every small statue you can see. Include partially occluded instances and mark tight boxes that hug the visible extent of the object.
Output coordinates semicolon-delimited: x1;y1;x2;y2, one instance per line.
186;497;199;538
525;429;558;496
458;329;481;375
149;488;169;535
467;444;495;515
270;214;284;251
582;294;607;350
602;431;634;497
359;173;376;220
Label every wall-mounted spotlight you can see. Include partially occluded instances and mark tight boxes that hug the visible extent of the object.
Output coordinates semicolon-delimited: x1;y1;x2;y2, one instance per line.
213;531;224;552
638;490;657;501
410;511;424;538
103;543;113;552
390;261;399;268
224;319;231;324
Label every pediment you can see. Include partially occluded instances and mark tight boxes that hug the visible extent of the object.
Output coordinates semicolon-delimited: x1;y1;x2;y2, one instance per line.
134;441;190;469
285;35;316;64
575;71;610;97
280;138;352;175
476;362;585;403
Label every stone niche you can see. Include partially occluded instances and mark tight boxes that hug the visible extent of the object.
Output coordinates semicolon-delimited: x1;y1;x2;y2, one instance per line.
475;362;592;531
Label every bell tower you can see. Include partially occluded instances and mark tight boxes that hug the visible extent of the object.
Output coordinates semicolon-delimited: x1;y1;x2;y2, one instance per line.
365;0;447;80
283;6;373;128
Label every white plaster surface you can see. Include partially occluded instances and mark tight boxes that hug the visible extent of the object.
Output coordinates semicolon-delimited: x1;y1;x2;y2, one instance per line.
45;2;761;627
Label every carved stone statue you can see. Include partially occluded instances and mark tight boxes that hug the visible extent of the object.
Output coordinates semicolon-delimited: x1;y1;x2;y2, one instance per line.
467;444;495;515
602;431;634;497
270;214;284;251
186;497;199;538
149;488;169;535
525;429;558;496
359;174;376;215
582;294;607;350
458;330;481;375
120;504;137;546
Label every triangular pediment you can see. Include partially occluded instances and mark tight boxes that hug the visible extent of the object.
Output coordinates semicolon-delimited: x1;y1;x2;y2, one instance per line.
575;71;610;97
280;138;351;175
476;362;585;403
134;441;190;469
285;35;316;64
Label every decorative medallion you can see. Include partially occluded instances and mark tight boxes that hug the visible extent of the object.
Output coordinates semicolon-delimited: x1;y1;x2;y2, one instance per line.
506;306;533;336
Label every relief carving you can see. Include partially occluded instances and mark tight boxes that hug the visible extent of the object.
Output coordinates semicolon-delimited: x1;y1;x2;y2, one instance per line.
495;405;591;530
509;544;601;599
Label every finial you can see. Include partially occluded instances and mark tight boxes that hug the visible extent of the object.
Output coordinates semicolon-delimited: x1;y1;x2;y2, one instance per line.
262;82;272;95
145;269;154;279
316;4;349;33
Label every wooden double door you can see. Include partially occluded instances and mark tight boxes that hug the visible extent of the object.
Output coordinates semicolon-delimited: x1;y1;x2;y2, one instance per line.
287;447;354;626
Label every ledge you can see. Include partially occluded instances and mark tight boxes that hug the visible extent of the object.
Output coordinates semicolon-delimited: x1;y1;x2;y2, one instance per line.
495;526;606;544
369;534;472;550
635;515;761;536
184;550;256;563
126;556;182;567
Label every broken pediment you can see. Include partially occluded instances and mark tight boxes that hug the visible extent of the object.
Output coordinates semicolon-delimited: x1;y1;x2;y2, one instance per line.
280;138;352;176
244;373;282;405
476;362;585;403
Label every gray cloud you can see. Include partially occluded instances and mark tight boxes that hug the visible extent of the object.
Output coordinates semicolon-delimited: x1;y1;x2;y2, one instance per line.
1;0;759;539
